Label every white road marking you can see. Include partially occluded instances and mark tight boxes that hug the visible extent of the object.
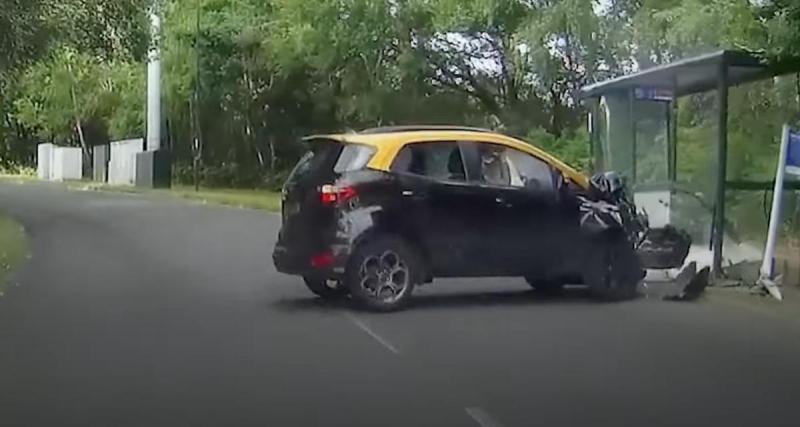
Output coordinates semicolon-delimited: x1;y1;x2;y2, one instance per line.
465;407;504;427
344;313;399;354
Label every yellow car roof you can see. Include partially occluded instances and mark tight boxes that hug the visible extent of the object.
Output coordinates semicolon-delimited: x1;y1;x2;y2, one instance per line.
306;130;589;189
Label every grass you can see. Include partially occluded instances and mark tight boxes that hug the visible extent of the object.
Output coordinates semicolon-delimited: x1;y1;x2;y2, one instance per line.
165;185;282;211
73;182;282;212
0;173;37;183
0;214;28;296
1;171;282;212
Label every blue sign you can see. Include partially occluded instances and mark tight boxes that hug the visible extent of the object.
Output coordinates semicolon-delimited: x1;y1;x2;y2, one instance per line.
788;130;800;175
634;87;674;102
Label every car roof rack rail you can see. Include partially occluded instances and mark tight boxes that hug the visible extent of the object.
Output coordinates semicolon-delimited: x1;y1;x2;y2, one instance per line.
359;125;495;135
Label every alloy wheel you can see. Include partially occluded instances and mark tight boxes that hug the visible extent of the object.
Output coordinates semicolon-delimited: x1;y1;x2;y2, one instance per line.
358;250;410;304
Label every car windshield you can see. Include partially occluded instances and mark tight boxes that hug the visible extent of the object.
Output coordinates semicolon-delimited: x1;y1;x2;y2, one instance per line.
2;2;800;427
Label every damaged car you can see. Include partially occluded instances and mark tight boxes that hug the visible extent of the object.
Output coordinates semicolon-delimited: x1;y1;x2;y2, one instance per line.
273;126;689;311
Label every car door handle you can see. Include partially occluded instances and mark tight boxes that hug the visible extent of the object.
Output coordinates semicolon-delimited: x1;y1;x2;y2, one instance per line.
495;197;513;207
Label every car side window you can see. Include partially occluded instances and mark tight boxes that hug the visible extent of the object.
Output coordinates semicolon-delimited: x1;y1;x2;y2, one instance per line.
391;142;467;182
476;144;555;191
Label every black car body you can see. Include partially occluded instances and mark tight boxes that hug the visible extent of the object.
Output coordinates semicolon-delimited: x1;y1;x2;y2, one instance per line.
274;127;655;310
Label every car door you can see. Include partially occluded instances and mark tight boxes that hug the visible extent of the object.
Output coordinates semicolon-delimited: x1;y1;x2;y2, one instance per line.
461;141;562;277
390;141;492;276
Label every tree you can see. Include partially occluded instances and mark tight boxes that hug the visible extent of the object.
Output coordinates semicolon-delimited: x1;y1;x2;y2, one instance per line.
0;0;150;171
406;0;625;137
4;0;800;192
0;0;50;78
0;0;148;77
13;48;143;161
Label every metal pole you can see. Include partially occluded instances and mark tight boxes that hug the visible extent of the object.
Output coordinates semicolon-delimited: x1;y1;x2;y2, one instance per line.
712;62;729;277
668;99;677;183
629;89;637;185
588;98;598;174
193;0;202;192
146;2;162;152
761;125;791;279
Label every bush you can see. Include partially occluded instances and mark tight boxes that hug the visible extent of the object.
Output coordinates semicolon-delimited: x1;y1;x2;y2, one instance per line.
524;127;591;173
0;164;36;176
171;161;291;190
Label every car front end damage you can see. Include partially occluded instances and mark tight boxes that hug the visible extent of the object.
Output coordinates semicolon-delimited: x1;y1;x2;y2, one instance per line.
577;172;703;299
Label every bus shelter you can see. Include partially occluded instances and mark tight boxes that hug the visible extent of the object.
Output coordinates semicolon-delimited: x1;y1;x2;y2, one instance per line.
581;50;800;276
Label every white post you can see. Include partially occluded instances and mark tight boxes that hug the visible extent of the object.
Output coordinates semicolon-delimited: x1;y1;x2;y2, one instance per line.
759;124;790;301
146;4;162;152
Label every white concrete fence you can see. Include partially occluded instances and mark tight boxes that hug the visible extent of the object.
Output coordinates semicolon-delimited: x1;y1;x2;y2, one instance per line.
36;144;82;182
107;139;144;186
37;139;144;185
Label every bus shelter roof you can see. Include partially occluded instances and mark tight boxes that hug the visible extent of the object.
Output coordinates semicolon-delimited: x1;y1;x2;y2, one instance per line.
580;50;791;99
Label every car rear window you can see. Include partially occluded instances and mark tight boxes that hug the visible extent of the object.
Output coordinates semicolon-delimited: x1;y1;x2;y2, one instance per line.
286;141;375;187
333;144;376;173
286;144;339;185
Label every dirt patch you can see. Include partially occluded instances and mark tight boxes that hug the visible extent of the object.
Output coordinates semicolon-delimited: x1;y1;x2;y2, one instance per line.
777;240;800;287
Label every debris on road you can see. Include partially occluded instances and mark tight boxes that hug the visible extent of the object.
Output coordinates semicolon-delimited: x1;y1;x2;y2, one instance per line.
723;260;761;286
755;275;784;301
641;261;710;301
712;260;784;301
662;262;710;302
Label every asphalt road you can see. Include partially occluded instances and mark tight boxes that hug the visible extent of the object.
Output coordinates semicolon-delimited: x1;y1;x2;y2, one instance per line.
1;181;799;427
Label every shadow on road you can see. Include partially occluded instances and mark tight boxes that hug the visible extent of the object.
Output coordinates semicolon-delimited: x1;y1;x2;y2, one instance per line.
271;287;615;313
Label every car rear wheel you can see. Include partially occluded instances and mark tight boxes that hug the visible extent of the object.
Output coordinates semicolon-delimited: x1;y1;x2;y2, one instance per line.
585;233;642;301
303;276;348;299
345;236;420;312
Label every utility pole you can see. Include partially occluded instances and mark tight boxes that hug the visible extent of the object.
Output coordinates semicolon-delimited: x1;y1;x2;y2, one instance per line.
146;1;162;152
137;0;171;188
193;0;203;192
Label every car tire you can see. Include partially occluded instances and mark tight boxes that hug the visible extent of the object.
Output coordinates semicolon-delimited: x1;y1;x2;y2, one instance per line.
525;278;565;294
345;236;420;312
585;232;643;301
303;276;348;299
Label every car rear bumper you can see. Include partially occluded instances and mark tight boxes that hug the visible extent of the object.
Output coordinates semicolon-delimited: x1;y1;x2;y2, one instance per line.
272;243;351;278
272;245;308;275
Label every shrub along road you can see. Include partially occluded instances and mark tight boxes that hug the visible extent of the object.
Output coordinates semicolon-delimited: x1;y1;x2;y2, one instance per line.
0;212;27;295
1;181;799;427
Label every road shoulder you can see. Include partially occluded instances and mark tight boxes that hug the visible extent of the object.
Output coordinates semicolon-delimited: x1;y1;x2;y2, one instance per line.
705;286;800;324
71;182;282;212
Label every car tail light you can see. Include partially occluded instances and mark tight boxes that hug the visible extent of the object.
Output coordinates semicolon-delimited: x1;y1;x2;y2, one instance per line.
320;184;357;206
310;251;335;268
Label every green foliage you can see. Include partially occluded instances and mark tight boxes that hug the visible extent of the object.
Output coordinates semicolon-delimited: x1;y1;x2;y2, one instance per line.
0;213;28;294
1;0;800;209
0;0;50;78
525;127;591;173
623;0;800;244
0;0;148;77
13;48;144;147
168;186;282;211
